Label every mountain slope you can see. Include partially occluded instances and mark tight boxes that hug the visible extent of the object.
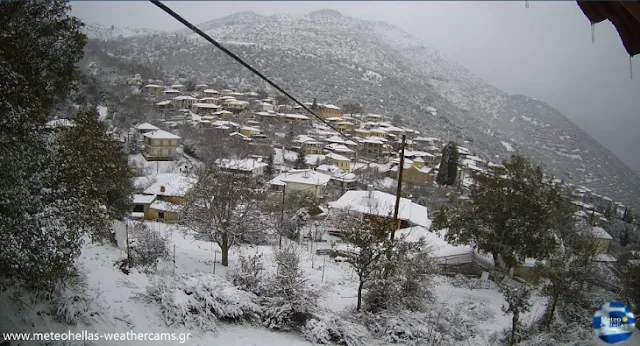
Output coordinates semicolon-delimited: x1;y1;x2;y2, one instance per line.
84;10;640;205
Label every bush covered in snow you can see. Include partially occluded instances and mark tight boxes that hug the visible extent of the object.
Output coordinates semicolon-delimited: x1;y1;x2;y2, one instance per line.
48;273;96;325
137;273;262;332
358;299;494;346
227;252;267;295
128;222;169;270
302;312;369;346
262;247;320;331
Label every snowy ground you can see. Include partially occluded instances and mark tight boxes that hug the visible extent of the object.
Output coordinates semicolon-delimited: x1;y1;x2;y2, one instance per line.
70;221;557;345
7;218;636;345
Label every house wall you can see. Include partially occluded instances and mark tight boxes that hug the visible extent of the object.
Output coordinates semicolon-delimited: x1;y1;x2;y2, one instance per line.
144;208;181;222
285;182;325;199
593;238;611;254
513;266;540;284
402;167;432;185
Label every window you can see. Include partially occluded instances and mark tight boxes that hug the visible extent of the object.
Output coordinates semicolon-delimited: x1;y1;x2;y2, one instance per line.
158;212;165;219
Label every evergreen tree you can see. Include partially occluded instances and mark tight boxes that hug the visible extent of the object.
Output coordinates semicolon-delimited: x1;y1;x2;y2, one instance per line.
294;149;307;169
620;227;630;247
436;141;458;186
265;151;275;178
311;98;319;111
623;208;635;223
0;0;88;290
53;107;134;240
433;155;563;269
445;141;459;186
436;144;450;185
392;114;403;126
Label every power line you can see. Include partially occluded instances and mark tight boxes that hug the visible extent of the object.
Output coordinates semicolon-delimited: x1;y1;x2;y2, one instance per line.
149;0;352;142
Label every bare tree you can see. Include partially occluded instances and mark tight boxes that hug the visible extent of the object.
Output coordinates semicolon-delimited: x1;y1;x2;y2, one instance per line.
332;211;395;311
182;164;261;266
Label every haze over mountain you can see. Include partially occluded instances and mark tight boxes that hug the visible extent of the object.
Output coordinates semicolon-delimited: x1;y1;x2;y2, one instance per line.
84;10;640;205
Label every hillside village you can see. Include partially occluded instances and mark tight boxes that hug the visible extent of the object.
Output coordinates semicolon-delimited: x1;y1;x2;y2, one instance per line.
6;4;640;345
105;75;632;225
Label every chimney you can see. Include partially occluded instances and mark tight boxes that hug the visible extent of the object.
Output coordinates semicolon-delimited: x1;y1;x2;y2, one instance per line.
303;170;310;178
367;184;374;199
160;185;166;193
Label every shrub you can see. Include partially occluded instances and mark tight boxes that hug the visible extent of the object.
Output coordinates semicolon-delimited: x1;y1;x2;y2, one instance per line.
137;273;262;332
302;312;369;346
227;253;267;295
128;223;169;270
48;273;96;325
262;247;320;331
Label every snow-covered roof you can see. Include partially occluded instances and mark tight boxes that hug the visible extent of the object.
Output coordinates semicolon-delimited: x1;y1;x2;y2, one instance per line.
192;103;220;109
195;84;208;88
324;135;346;144
133;194;156;205
325;143;354;153
588;226;613;240
366;113;383;118
170;84;184;88
203;89;219;94
143;129;181;140
229;132;249;139
328;190;431;228
45;119;75;128
150;200;182;213
155;100;172;106
269;169;331;187
163;89;181;94
295;135;317;143
325;152;350;162
172;95;197;101
396;227;471;257
216;158;268;172
135;122;160;131
143;173;196;198
285;113;310;120
240;126;261;132
323;104;341;110
143;84;162;88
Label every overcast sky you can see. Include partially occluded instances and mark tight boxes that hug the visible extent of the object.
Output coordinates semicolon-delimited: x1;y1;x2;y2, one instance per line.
72;1;640;174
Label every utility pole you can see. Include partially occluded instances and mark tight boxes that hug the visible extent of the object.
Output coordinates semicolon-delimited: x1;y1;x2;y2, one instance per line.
279;185;286;249
390;134;406;242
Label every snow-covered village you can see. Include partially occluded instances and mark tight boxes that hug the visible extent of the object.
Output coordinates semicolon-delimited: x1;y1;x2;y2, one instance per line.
2;1;640;346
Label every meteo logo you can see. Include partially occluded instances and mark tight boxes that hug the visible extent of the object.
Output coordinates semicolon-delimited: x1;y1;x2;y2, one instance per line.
600;316;628;329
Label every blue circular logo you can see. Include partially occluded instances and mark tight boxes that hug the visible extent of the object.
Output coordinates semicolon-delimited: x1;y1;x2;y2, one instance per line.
593;301;636;344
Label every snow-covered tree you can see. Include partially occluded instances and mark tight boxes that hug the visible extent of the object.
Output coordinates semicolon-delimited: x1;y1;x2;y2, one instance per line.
128;222;169;270
265;151;276;179
498;280;533;346
294;148;307;169
434;155;563;269
262;247;320;331
228;252;267;295
363;235;437;313
333;212;394;311
0;0;88;290
53;107;134;241
182;164;261;266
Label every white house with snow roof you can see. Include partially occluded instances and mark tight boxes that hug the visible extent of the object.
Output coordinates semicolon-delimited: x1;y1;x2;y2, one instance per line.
269;169;331;200
328;189;431;229
134;122;160;140
133;173;196;221
171;95;198;109
142;129;181;161
215;158;268;177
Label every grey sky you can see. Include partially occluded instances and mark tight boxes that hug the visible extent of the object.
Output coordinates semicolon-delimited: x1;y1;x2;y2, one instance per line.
71;1;640;174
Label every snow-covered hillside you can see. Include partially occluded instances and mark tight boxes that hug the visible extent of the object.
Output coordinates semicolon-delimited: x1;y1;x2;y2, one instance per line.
84;10;640;205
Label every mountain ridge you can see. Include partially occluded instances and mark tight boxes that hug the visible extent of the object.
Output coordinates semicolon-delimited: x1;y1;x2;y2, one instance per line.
82;10;640;205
